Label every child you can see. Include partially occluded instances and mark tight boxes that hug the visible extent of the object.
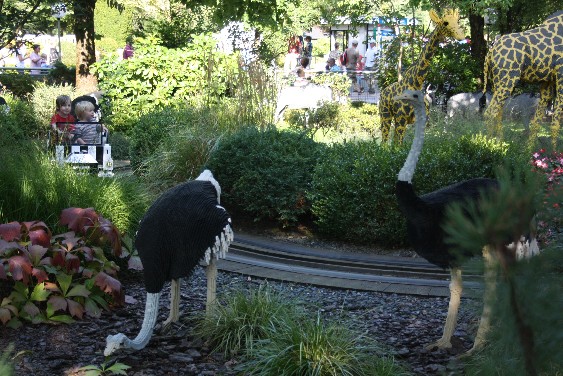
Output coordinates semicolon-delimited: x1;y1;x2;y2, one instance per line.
72;100;108;144
50;95;75;142
40;53;49;68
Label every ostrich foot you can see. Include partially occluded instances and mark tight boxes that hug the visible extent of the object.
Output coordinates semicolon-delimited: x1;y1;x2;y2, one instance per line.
425;337;453;350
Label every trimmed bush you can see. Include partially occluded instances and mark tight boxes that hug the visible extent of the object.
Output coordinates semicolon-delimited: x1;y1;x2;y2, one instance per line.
310;133;526;246
208;127;324;227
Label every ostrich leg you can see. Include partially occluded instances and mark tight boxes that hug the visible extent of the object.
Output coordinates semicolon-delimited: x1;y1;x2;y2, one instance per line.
205;257;218;314
163;279;181;326
426;267;462;350
465;246;497;355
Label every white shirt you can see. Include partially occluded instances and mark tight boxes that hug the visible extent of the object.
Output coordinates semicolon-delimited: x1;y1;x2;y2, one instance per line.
364;46;378;68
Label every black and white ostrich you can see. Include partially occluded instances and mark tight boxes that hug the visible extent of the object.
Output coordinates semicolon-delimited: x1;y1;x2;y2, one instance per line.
393;90;539;354
104;170;233;356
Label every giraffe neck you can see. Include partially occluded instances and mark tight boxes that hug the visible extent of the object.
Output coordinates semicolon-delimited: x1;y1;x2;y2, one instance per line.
411;25;445;88
398;103;428;183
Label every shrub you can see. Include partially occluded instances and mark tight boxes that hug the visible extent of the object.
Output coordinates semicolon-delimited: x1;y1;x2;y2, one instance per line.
310;72;351;101
0;208;128;327
310;132;525;246
107;132;130;161
92;34;239;132
208;127;324;227
46;61;76;86
0;96;43;144
0;73;36;99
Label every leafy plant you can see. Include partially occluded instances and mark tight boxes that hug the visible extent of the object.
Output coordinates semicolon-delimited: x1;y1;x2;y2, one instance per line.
310;72;351;101
0;208;131;327
77;361;131;376
0;73;37;99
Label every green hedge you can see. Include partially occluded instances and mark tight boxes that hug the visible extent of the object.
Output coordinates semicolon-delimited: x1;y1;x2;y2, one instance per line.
208;127;324;227
310;133;525;246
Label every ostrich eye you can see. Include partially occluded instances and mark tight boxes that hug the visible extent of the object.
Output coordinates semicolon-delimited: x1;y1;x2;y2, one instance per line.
413;94;419;98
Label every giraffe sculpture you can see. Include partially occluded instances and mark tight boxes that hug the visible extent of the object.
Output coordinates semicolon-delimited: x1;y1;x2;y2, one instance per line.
483;11;562;144
379;9;465;143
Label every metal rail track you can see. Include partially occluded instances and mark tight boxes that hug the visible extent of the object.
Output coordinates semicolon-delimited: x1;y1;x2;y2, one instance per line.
218;238;483;298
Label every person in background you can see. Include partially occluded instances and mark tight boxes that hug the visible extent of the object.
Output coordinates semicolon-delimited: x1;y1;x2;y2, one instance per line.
123;37;134;60
51;95;76;143
326;57;341;73
29;44;42;75
72;101;108;145
328;42;342;67
355;54;365;93
302;36;313;68
294;68;308;86
0;96;10;114
363;40;378;94
14;41;27;70
284;47;300;76
345;40;361;93
40;53;49;68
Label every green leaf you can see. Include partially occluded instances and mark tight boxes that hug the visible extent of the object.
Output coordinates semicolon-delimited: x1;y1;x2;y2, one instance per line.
30;283;50;302
56;273;72;296
106;363;131;374
67;284;91;298
49;314;75;324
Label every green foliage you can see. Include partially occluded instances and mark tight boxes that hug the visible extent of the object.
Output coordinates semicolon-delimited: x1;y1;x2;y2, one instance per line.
107;132;130;161
60;41;76;67
0;143;149;234
77;360;131;376
0;345;14;376
92;35;239;132
426;43;482;96
310;131;524;246
242;312;410;376
0;208;128;327
46;61;76;86
208;127;323;227
0;96;43;144
95;1;134;56
310;140;408;246
195;285;301;358
0;73;37;99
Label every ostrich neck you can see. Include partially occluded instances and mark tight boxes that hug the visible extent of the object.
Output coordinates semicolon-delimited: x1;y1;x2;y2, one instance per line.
124;293;160;350
398;104;427;183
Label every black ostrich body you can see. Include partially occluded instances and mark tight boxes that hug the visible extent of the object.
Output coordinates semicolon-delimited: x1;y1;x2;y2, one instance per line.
396;178;498;269
104;170;233;356
135;180;231;294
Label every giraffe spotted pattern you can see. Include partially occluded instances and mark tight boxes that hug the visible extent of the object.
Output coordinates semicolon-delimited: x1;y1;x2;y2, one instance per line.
483;11;562;144
379;9;464;144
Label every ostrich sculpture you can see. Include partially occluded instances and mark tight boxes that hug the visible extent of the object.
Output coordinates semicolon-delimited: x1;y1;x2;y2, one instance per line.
104;170;233;356
393;90;539;353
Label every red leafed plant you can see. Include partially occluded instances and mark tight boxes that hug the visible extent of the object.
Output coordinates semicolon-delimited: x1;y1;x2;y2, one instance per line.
0;208;135;328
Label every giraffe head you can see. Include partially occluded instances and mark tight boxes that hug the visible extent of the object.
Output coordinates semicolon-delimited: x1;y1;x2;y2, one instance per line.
429;9;465;41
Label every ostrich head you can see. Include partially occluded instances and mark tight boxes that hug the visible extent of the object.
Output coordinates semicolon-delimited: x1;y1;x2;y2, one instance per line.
429;8;464;41
104;333;128;356
196;169;221;204
394;90;426;106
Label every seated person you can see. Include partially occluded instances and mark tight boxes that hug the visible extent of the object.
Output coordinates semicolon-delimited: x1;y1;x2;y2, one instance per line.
50;95;75;142
326;58;341;72
71;91;103;121
294;68;309;86
71;101;108;144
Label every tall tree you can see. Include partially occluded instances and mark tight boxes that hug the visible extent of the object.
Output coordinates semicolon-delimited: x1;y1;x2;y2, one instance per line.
73;0;97;90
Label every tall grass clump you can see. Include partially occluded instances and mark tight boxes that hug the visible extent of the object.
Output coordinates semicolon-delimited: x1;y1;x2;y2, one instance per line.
242;313;410;376
31;83;77;128
0;144;149;234
0;345;14;376
0;95;43;143
195;285;301;358
208;126;324;227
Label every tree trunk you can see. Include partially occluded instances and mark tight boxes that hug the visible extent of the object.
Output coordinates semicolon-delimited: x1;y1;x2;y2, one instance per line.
469;13;487;85
73;0;98;91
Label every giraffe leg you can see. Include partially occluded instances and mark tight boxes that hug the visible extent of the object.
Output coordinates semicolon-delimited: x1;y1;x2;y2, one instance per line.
464;246;497;356
528;83;552;147
205;257;218;314
163;278;181;326
551;75;562;148
485;89;511;139
426;268;462;350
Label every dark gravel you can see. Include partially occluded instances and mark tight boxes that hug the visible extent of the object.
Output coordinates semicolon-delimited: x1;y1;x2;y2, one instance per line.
0;264;481;376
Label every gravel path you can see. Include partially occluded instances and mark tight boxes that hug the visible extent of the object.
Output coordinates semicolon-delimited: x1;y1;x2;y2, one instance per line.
1;266;481;375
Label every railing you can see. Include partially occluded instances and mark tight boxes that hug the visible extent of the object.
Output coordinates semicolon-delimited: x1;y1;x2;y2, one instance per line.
0;66;53;76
